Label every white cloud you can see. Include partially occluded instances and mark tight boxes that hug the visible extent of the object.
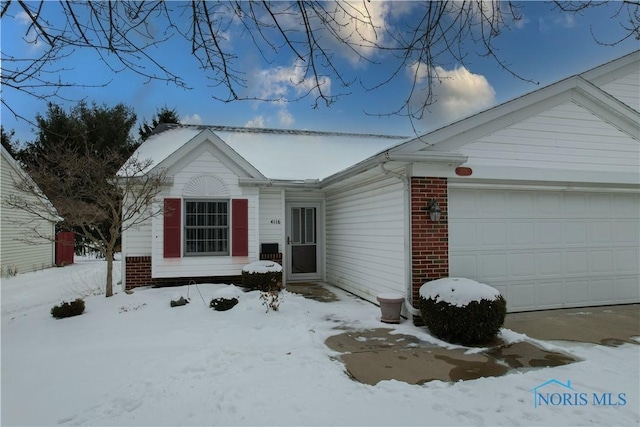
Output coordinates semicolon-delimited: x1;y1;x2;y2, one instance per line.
245;116;266;128
255;60;332;102
181;114;203;125
410;63;496;129
15;11;45;51
278;109;295;127
16;11;31;25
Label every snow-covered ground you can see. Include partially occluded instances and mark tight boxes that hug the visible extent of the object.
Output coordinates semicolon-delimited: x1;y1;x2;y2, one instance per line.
1;257;638;426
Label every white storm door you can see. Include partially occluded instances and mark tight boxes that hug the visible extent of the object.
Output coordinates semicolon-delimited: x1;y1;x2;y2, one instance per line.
287;203;321;281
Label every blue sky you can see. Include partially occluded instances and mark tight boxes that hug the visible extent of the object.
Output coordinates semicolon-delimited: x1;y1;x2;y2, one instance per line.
1;1;638;144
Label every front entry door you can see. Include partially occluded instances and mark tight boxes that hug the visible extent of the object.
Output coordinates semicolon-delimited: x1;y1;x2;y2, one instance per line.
287;204;321;281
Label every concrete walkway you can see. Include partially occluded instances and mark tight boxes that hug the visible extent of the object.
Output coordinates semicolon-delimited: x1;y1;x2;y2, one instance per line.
290;283;639;386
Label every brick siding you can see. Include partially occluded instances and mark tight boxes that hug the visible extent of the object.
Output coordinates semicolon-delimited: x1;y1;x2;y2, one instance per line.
124;256;242;290
411;177;449;325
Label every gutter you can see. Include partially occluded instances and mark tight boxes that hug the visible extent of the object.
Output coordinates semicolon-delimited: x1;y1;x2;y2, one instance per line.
378;163;420;317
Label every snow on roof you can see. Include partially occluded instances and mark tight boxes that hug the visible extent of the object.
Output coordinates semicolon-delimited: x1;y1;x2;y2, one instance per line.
122;125;407;180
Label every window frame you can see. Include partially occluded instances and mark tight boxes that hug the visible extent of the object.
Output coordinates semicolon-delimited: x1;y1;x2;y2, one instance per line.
183;199;230;256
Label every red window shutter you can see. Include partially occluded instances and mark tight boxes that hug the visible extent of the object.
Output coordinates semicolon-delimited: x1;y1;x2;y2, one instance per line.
164;198;181;258
232;199;249;256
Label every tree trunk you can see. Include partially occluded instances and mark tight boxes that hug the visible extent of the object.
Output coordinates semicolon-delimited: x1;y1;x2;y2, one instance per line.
105;250;114;297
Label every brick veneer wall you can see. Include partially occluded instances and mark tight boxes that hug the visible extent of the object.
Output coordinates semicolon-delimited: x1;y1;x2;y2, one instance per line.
124;256;242;290
411;177;449;324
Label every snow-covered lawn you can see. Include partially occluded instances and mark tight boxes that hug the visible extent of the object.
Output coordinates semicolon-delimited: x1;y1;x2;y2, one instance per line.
2;258;638;426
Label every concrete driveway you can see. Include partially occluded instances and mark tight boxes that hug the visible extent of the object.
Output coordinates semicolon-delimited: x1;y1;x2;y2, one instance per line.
504;304;639;346
325;303;639;386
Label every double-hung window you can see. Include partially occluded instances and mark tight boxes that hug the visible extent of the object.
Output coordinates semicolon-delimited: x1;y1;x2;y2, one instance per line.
184;200;229;256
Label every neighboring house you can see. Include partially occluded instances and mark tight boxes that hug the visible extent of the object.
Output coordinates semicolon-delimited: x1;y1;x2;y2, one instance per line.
120;51;639;317
1;146;57;276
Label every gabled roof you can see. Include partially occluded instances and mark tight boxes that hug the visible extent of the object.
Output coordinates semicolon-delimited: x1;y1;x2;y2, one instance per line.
391;51;640;155
122;124;409;181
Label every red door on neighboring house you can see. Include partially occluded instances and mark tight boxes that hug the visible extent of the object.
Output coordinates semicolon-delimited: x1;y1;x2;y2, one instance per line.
55;232;74;266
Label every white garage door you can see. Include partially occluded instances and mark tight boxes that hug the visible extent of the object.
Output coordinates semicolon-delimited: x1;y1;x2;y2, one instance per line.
449;187;640;312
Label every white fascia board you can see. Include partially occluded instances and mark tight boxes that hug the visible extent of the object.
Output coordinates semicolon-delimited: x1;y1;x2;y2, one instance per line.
238;178;321;189
580;50;639;85
573;78;640;139
318;151;467;188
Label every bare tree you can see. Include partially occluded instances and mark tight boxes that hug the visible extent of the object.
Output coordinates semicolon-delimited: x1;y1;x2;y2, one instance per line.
3;148;167;297
1;1;638;121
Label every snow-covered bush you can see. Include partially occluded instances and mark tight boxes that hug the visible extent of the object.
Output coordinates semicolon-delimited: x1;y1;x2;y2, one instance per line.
419;278;506;345
210;297;239;311
51;298;85;319
241;261;283;292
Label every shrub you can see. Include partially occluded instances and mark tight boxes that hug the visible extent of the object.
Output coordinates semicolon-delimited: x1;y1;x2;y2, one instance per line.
241;261;283;292
419;278;506;345
260;289;281;313
51;298;85;319
210;297;239;311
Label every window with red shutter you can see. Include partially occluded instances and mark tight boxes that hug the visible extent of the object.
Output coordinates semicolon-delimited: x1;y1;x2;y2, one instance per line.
163;198;182;258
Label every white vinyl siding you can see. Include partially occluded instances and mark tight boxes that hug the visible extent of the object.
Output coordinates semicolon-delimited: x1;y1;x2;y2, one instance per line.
121;201;153;256
326;176;405;303
1;152;55;276
459;102;639;174
259;189;284;252
598;70;640;112
150;145;259;278
449;187;640;312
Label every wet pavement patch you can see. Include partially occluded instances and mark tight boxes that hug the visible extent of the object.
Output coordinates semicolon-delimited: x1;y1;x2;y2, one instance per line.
326;328;578;386
487;341;577;369
286;282;338;302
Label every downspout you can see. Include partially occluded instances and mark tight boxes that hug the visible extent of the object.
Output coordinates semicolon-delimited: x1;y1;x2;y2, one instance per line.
378;163;420;316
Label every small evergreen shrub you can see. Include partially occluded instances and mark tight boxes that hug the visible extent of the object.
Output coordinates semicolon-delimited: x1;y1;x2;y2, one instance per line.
210;297;239;311
51;298;85;319
419;278;507;345
241;261;283;292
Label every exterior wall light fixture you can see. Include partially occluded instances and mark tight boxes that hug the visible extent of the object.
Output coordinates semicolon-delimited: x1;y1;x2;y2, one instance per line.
426;198;442;222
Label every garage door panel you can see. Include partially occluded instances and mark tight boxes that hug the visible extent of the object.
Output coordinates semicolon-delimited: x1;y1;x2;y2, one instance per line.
537;281;563;307
537;252;563;275
563;222;588;245
614;221;639;243
449;222;477;249
481;253;508;278
510;222;535;246
564;251;589;275
508;283;536;310
563;280;590;305
590;250;614;273
536;222;563;245
590;222;613;243
616;278;640;301
450;254;477;278
449;187;640;312
481;222;507;247
589;279;614;303
615;249;639;273
509;253;535;277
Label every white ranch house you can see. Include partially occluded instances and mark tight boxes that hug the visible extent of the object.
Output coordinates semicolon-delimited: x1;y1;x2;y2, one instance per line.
119;51;639;319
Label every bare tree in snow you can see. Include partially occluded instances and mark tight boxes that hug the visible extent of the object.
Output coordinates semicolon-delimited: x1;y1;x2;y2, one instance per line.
4;148;167;297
